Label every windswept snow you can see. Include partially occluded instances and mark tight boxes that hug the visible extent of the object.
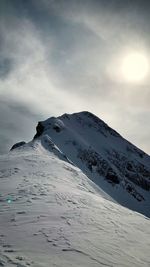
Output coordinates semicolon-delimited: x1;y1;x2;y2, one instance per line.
0;144;150;267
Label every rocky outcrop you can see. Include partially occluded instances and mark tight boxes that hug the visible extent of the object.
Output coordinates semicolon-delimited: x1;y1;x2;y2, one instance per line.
10;141;26;151
77;147;146;201
107;149;150;191
34;122;44;139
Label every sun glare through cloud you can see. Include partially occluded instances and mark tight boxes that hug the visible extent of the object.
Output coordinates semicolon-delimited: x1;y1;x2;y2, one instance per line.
121;52;149;83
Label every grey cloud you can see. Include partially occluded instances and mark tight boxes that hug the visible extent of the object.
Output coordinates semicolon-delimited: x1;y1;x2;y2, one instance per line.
0;0;149;154
0;57;13;79
0;99;40;154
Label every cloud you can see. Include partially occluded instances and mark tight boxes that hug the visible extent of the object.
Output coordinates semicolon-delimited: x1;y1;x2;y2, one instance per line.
0;99;38;153
0;0;149;154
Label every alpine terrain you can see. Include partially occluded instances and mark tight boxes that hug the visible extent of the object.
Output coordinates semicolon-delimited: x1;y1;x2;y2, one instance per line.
0;111;150;267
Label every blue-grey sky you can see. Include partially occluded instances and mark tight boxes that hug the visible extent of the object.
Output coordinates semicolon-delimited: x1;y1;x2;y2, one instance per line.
0;0;150;154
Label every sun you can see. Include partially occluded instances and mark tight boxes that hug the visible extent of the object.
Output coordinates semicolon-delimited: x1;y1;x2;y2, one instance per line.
121;52;149;83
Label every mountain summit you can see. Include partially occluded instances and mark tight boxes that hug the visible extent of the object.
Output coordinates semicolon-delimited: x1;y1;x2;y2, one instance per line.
11;111;150;217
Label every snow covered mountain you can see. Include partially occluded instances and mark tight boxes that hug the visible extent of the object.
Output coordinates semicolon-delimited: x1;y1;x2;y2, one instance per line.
24;111;149;217
0;111;150;266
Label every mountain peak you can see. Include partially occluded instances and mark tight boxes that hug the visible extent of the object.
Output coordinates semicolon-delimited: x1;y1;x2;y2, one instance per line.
34;111;121;140
11;111;150;217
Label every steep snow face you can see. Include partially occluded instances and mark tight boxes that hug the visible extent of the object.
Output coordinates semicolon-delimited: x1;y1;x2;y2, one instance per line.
0;147;150;267
33;111;150;217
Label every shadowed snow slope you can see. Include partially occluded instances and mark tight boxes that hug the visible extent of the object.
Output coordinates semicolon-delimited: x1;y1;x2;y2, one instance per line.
0;145;150;267
31;111;150;217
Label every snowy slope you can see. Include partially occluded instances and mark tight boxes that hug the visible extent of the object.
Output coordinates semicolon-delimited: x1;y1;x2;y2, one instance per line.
0;143;150;267
31;111;150;217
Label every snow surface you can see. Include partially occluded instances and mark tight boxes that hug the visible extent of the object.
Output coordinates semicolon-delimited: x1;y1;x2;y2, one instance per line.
33;111;150;217
0;142;150;267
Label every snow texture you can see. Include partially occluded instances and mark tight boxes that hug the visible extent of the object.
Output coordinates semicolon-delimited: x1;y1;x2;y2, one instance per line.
33;111;150;217
0;111;150;266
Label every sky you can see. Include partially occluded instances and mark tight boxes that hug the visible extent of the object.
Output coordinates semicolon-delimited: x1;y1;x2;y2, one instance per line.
0;0;150;154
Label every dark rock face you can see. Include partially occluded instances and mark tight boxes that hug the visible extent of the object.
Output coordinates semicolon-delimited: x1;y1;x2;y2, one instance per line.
76;145;149;201
34;122;44;139
106;169;120;184
53;125;61;132
10;141;26;151
125;183;144;202
78;147;120;185
107;149;150;191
